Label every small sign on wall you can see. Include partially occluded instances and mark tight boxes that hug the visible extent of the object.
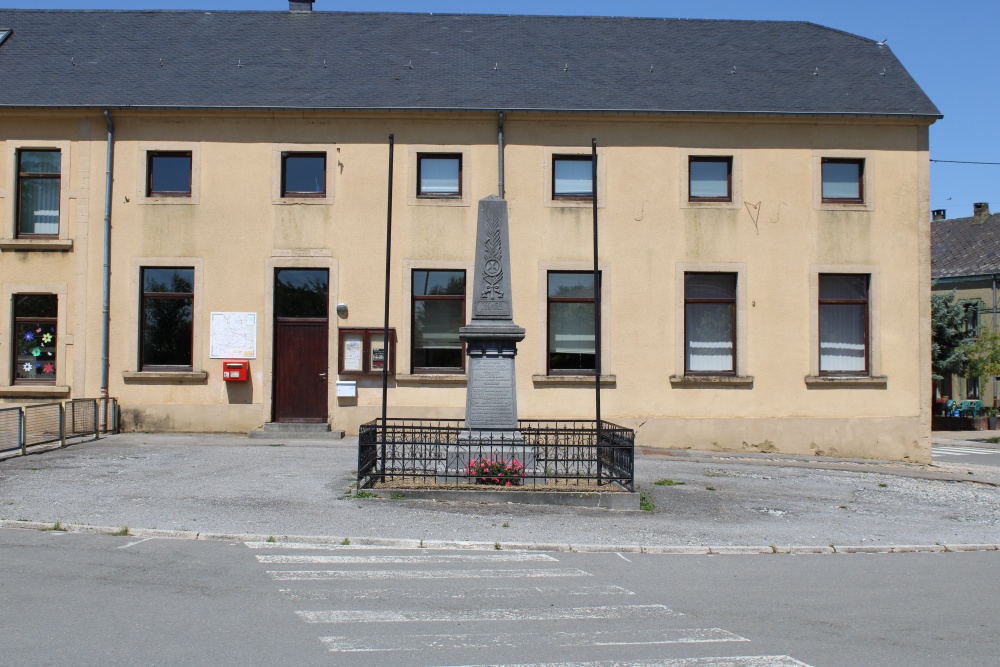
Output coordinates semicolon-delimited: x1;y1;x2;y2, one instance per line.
210;312;257;359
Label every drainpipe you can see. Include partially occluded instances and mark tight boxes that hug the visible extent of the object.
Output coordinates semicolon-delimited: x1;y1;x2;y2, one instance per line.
497;111;505;198
101;110;114;398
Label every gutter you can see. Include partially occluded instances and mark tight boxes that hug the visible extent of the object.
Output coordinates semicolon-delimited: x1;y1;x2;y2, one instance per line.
101;109;114;398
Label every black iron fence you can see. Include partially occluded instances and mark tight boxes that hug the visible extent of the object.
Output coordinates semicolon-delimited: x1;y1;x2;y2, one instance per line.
0;397;119;455
358;418;634;491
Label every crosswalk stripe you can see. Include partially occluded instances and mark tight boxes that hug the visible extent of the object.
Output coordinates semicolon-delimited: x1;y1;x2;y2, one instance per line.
257;553;556;564
933;446;999;455
319;627;748;652
296;604;682;624
280;584;634;601
268;568;591;581
420;658;812;667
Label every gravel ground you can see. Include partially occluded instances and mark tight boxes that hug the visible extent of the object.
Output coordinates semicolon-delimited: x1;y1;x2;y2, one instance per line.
1;433;998;549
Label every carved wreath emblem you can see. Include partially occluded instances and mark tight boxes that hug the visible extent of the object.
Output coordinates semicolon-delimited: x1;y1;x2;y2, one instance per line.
481;215;504;300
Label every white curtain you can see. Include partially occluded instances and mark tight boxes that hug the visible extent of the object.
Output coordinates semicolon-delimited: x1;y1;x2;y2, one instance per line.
820;304;865;371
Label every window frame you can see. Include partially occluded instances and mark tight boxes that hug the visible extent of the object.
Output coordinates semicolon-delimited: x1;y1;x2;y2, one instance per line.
551;154;595;202
146;151;193;198
820;158;865;204
11;293;58;385
683;272;737;377
139;266;195;372
818;273;869;377
16;149;61;239
416;153;463;199
410;269;466;374
546;270;600;376
280;151;327;198
688;156;733;203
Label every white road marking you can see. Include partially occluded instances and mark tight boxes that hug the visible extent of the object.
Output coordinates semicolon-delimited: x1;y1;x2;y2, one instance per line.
320;627;747;652
246;541;365;550
615;552;631;562
257;553;556;564
268;568;591;581
421;658;812;667
117;537;155;549
932;446;1000;456
297;604;682;624
279;584;633;601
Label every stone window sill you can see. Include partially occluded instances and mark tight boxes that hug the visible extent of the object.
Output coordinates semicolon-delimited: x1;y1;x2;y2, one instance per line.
0;385;71;397
532;374;616;386
0;239;73;252
669;375;754;387
122;371;208;383
394;373;467;385
805;375;887;387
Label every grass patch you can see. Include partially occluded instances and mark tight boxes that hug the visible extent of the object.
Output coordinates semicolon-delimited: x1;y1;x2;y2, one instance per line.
494;541;502;550
986;436;1000;444
654;479;685;486
268;443;285;447
355;491;380;499
111;526;130;537
266;536;277;543
41;521;64;531
340;537;351;546
877;483;888;488
838;505;848;509
389;492;405;500
501;521;510;528
639;491;655;511
705;486;717;491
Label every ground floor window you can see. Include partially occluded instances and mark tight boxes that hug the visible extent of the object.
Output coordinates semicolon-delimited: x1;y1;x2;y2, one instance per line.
684;272;736;374
548;271;598;374
140;267;194;370
819;273;869;375
411;269;465;373
12;294;57;383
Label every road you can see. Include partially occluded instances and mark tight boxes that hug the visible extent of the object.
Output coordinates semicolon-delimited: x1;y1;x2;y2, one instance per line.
931;442;1000;466
2;528;998;667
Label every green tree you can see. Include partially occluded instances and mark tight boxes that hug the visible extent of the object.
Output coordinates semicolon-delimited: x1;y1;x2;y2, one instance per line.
964;328;1000;385
931;291;967;381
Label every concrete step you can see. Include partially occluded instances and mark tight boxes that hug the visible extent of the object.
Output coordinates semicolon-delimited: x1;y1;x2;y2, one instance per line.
248;423;345;440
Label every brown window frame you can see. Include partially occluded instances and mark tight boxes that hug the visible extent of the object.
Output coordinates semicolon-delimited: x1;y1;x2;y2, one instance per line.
818;273;869;377
551;154;594;201
547;270;600;376
16;148;61;239
821;158;865;204
338;328;396;375
416;153;463;199
139;267;195;372
12;294;57;385
684;272;737;376
411;269;466;374
280;151;327;198
146;151;193;197
688;156;733;202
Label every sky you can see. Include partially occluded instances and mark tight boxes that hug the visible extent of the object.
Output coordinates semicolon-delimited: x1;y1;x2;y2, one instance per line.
7;0;998;219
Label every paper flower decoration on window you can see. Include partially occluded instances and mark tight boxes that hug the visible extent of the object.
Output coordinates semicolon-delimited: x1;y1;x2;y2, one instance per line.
42;363;54;374
42;333;52;344
24;332;34;341
31;347;41;357
22;363;33;373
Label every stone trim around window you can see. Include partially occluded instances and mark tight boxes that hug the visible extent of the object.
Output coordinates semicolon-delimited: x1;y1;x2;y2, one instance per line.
2;139;73;243
812;150;874;211
136;142;201;205
407;145;471;207
272;143;336;205
679;148;743;210
674;262;749;380
127;257;205;375
0;282;70;389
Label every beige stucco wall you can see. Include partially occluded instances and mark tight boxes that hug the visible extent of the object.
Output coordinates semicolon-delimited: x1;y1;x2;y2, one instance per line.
0;109;933;461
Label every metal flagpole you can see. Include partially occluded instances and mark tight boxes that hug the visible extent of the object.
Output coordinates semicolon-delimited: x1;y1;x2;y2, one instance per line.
381;134;394;478
592;138;602;484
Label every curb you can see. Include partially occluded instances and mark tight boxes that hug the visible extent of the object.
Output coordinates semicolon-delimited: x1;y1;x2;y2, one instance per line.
4;520;998;555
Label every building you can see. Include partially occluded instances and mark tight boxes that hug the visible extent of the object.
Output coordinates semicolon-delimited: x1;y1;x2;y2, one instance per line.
931;203;1000;406
0;3;940;460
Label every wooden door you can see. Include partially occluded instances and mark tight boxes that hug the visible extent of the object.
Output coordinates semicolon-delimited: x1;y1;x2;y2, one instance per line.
273;269;329;423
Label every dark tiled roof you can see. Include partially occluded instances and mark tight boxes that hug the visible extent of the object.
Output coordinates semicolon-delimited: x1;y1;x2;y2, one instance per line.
0;10;940;116
932;214;1000;279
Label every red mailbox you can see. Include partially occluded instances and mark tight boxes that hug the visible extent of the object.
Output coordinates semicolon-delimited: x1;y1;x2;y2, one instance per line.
222;359;249;382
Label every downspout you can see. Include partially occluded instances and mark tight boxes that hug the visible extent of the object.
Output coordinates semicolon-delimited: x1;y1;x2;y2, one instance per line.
101;110;114;398
497;111;505;198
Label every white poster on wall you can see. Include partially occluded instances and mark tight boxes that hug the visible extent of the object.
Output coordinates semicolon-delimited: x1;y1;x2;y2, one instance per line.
210;312;257;359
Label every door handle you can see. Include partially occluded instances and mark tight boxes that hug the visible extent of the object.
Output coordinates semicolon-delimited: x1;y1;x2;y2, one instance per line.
319;372;327;380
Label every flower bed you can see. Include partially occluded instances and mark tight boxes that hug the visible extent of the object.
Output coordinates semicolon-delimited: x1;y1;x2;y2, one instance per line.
465;457;527;486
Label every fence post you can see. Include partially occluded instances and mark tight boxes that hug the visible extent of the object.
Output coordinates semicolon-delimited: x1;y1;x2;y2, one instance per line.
59;403;66;447
19;407;26;455
92;400;99;440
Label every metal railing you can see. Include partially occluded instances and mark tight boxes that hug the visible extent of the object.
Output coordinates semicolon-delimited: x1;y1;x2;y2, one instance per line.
0;397;119;456
358;418;634;492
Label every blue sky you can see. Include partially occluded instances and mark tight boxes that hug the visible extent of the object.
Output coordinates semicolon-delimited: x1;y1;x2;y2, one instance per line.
9;0;998;218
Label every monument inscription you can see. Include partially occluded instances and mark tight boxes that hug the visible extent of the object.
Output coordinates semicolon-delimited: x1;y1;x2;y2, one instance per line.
467;358;515;427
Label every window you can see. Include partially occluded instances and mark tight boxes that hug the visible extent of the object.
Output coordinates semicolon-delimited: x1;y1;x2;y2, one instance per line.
818;274;869;375
12;294;57;384
688;156;732;202
964;303;980;338
821;158;864;203
412;270;465;373
966;376;980;400
684;273;736;375
281;152;326;197
17;150;61;237
147;151;193;197
552;155;593;200
140;267;194;370
548;271;599;374
417;154;461;198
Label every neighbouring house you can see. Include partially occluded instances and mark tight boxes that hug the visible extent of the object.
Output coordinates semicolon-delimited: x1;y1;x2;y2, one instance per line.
0;2;940;460
931;203;1000;407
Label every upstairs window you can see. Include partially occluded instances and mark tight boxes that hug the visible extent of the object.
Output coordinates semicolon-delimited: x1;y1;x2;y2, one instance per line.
684;273;737;375
552;155;593;200
141;267;194;370
412;269;466;373
819;274;869;375
17;150;61;237
821;158;864;203
417;154;461;198
147;151;192;197
12;294;57;384
964;303;979;338
688;156;732;202
548;271;599;374
281;152;326;197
